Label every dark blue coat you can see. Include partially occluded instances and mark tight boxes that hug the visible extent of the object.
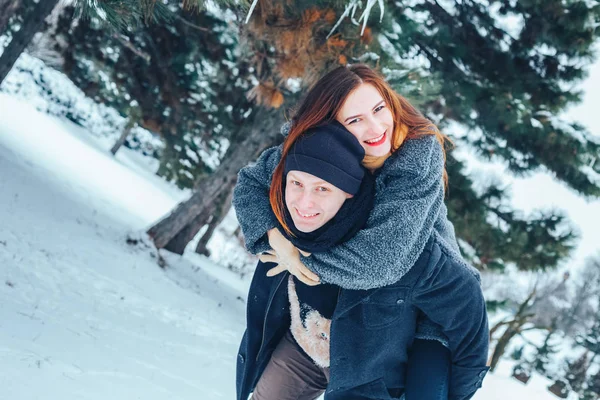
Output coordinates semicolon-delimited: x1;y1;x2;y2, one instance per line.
236;237;490;400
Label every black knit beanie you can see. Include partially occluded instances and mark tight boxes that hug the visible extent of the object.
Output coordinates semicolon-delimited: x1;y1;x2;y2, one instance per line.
284;122;365;195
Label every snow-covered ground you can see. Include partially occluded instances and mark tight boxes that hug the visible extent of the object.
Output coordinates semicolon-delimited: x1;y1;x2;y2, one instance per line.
0;92;569;399
0;94;248;399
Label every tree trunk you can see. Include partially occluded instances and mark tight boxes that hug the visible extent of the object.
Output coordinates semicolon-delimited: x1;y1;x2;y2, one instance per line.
512;365;531;384
0;0;60;85
110;118;136;155
162;159;235;255
590;351;599;366
195;185;234;256
194;215;217;257
147;107;284;249
561;278;592;334
0;0;22;36
547;380;569;399
489;319;510;341
163;206;213;254
489;287;538;371
490;324;521;372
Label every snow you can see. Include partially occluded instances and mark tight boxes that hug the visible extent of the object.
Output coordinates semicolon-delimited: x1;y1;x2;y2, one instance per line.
0;53;164;158
327;0;385;38
0;94;248;399
482;360;574;400
0;90;573;400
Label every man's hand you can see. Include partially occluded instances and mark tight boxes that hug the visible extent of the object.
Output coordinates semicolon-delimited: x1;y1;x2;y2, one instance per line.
258;229;320;286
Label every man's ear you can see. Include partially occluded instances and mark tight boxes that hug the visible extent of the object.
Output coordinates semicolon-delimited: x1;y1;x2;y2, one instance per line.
345;192;354;199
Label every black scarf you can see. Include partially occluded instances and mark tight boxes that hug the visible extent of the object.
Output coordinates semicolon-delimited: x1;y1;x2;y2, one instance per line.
277;169;376;319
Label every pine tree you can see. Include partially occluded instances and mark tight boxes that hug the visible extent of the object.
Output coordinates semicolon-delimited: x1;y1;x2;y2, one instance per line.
146;1;383;252
147;0;594;258
583;369;600;400
548;379;570;399
565;352;589;393
511;345;524;361
578;320;600;365
52;4;252;189
512;362;532;384
489;272;571;372
532;329;560;377
444;155;576;272
46;0;445;254
381;0;600;195
559;256;600;336
0;0;172;84
0;0;22;35
46;1;599;266
374;0;599;272
489;284;538;371
573;268;600;399
0;0;61;84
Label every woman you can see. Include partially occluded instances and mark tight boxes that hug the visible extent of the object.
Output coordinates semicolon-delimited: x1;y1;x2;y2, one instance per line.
234;65;489;399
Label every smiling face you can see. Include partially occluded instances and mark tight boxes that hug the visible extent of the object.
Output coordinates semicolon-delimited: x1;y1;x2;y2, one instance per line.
336;83;394;157
284;170;353;233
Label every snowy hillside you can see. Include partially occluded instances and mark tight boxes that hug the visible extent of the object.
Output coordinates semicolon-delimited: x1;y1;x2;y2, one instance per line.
0;94;247;399
0;91;571;399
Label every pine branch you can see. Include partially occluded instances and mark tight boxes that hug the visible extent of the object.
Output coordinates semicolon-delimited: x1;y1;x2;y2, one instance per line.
490;319;511;339
111;33;151;62
519;326;540;333
175;14;209;32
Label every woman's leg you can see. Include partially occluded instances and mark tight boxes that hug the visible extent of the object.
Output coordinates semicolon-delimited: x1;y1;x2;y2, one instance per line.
405;339;451;400
252;330;328;400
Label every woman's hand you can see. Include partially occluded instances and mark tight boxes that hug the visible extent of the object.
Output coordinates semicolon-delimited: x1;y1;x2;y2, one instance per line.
257;228;320;286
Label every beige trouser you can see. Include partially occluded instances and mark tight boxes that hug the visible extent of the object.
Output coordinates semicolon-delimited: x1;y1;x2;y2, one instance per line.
252;330;330;400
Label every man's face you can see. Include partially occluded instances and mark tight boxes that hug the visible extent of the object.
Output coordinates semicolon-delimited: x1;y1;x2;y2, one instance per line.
285;170;353;233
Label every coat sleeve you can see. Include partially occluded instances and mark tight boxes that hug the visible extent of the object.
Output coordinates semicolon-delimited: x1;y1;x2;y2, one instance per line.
411;246;490;400
232;145;282;254
301;134;446;290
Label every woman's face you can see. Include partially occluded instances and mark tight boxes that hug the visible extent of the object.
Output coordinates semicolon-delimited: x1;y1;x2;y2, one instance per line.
336;83;394;157
285;171;353;233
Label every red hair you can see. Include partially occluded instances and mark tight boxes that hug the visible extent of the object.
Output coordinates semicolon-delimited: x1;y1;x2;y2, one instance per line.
270;64;450;235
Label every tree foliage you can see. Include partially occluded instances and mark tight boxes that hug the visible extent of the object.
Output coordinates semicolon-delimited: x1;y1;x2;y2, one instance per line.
46;0;600;272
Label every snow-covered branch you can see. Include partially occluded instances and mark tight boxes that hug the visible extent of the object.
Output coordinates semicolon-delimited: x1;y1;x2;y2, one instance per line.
327;0;385;38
